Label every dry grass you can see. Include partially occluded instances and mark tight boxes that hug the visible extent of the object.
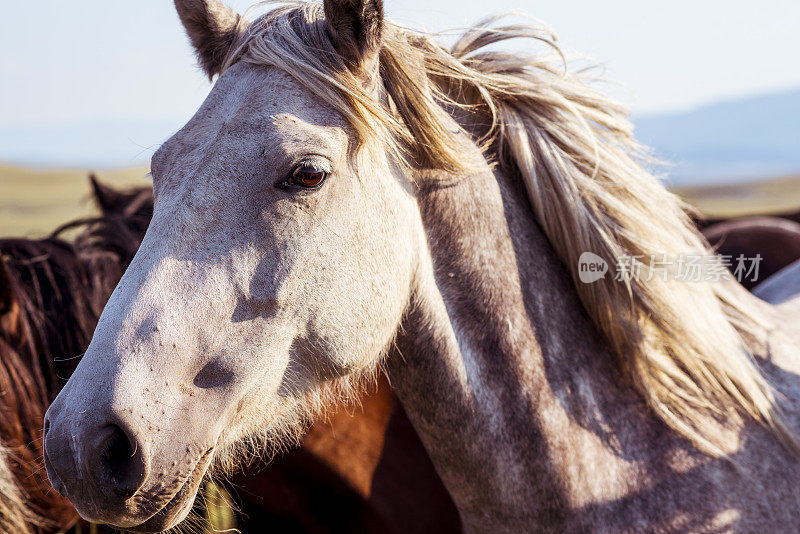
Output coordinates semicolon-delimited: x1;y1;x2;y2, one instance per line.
0;164;150;238
673;173;800;218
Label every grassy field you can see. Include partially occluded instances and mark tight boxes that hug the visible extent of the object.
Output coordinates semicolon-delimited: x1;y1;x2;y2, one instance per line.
673;173;800;218
0;164;150;238
2;164;800;238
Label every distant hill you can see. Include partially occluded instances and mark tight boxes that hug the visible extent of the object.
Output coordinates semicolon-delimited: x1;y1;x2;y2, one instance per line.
635;88;800;185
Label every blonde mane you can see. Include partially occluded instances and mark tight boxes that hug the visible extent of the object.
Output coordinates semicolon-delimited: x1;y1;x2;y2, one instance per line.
222;1;795;455
0;446;33;534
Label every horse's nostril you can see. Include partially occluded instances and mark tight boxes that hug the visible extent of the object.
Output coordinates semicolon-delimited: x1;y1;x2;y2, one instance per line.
96;423;148;499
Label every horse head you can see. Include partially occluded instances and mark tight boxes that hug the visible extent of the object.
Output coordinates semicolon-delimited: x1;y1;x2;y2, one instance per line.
44;1;423;530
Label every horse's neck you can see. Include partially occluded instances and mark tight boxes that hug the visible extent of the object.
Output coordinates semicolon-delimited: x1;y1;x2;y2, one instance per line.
389;158;693;531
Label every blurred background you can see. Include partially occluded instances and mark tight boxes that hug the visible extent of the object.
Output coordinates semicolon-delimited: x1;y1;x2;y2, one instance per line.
1;0;800;235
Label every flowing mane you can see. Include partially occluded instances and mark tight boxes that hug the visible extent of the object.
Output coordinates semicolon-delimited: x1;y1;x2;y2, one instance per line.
219;1;794;454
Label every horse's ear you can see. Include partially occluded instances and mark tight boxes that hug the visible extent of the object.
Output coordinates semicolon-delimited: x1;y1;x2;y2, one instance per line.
324;0;384;71
89;174;122;215
174;0;243;78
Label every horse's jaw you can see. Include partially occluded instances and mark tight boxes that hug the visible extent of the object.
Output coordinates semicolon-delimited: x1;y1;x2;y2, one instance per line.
124;449;214;532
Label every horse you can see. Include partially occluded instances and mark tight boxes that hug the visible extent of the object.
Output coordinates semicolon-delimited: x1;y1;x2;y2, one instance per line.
232;374;459;533
4;186;788;533
0;178;148;533
43;0;800;531
1;176;458;533
701;216;800;289
698;208;800;231
3;202;791;534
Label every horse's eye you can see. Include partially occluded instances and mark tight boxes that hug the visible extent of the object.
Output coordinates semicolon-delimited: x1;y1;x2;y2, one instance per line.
287;164;328;190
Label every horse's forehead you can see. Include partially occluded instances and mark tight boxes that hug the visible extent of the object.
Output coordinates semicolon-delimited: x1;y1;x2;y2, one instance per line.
162;63;349;165
213;63;347;130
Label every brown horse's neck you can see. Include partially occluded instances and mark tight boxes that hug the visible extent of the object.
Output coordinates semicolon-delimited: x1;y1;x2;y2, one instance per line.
388;159;689;531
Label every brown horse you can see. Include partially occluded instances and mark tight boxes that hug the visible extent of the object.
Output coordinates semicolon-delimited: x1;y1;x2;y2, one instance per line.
0;178;153;532
697;208;800;231
0;176;457;533
701;216;800;290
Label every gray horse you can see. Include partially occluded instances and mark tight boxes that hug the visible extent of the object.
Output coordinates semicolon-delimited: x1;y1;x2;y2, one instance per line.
45;0;800;531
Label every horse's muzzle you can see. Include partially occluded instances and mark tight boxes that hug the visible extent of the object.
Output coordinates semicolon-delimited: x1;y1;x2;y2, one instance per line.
43;395;152;527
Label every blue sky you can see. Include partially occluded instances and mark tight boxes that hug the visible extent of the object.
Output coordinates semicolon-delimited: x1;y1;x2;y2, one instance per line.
1;1;799;166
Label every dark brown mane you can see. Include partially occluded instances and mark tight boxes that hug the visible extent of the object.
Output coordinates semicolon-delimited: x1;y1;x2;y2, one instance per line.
0;178;153;531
